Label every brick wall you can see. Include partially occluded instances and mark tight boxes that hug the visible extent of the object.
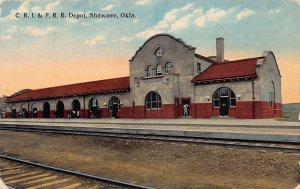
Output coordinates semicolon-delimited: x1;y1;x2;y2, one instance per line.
5;101;281;119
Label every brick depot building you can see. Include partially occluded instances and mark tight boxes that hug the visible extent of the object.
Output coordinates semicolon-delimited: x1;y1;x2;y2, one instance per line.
5;34;282;119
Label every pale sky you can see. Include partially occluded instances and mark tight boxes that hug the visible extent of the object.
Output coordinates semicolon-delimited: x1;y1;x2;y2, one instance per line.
0;0;299;103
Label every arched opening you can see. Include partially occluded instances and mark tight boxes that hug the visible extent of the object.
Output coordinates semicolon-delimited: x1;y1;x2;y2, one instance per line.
213;87;236;116
145;91;162;110
20;103;28;118
156;64;162;76
11;105;17;118
56;101;64;118
146;66;152;77
165;62;171;74
108;96;120;118
43;102;50;118
71;99;81;118
89;98;100;118
31;104;37;118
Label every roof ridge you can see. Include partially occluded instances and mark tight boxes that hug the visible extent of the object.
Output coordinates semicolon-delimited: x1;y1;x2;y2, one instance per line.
195;53;217;63
219;56;265;64
9;76;130;95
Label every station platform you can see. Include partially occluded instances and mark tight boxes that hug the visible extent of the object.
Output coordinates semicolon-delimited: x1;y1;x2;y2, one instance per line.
0;119;299;143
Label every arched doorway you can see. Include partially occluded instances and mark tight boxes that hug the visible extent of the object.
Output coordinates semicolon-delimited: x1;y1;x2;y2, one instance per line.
88;98;100;118
71;99;81;118
108;96;120;118
56;101;64;118
11;105;17;118
213;87;236;116
31;104;38;118
43;102;50;118
20;103;28;118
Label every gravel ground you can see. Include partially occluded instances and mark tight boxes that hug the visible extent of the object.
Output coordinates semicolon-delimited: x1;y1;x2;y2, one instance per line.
0;130;299;189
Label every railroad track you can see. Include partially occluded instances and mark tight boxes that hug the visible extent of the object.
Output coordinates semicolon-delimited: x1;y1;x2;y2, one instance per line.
0;155;154;189
0;125;299;152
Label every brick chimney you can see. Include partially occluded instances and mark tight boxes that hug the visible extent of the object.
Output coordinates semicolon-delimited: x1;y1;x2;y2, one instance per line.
216;37;224;62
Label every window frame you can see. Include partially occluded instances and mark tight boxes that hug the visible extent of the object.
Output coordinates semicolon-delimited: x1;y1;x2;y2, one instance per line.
197;62;201;73
213;87;236;108
146;65;152;77
165;63;171;74
156;64;162;76
145;92;162;110
269;92;274;107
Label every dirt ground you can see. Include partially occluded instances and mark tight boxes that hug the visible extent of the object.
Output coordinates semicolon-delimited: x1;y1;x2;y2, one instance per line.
0;130;299;189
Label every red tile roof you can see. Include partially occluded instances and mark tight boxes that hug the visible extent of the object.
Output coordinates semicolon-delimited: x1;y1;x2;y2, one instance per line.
6;77;130;102
192;57;265;83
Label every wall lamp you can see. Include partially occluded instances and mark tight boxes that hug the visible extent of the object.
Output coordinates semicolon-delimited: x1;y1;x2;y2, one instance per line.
237;94;241;100
103;102;107;107
206;96;210;101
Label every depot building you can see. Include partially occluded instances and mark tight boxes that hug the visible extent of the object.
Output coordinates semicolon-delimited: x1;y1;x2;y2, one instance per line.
5;34;282;119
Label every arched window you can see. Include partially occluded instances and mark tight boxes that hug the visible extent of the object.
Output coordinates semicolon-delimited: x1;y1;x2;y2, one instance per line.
213;87;236;108
165;62;171;74
108;96;121;111
145;91;162;110
156;64;162;76
146;66;152;77
43;102;50;118
89;98;99;109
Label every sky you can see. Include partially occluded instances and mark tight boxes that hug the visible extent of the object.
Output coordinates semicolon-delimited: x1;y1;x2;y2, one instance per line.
0;0;299;103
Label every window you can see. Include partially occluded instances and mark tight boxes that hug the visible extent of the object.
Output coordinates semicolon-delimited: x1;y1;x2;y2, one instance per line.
269;92;274;107
89;98;99;108
156;64;162;76
165;63;171;74
154;47;163;57
146;66;152;77
220;88;229;97
108;96;121;111
270;81;275;107
213;87;236;108
213;91;220;107
145;91;162;110
230;90;236;107
197;63;201;73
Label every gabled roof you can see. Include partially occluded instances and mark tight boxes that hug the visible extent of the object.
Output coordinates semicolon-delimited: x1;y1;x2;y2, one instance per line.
195;53;217;64
192;57;265;83
6;77;130;103
130;33;196;61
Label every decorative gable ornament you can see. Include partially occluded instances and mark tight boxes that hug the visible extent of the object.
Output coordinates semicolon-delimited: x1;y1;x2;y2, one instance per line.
154;47;163;57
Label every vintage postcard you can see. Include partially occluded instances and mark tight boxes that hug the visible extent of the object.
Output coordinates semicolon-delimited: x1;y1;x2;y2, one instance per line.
0;0;299;189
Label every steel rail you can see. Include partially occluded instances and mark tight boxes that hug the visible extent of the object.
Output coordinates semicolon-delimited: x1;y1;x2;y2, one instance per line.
0;155;156;189
0;126;299;152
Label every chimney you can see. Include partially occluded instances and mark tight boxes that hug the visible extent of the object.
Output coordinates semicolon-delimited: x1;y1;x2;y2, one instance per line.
216;37;224;62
